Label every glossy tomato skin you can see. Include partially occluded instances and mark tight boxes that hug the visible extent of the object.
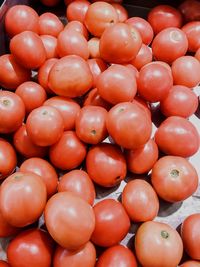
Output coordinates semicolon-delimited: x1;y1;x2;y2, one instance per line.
155;116;199;157
88;37;100;58
87;58;107;87
45;192;95;250
0;261;10;267
83;88;111;110
20;158;58;198
10;31;46;69
86;143;126;187
58;170;95;205
0;90;25;134
0;54;31;90
180;261;200;267
38;12;64;37
48;55;93;98
179;0;200;22
49;131;87;170
112;3;128;22
64;21;88;40
0;172;47;227
135;221;183;267
91;199;130;247
7;229;54;267
40;35;58;59
66;0;90;23
151;156;198;202
96;245;138;267
131;44;152;70
181;214;200;260
100;23;142;64
182;22;200;52
0;210;19;238
53;242;96;267
107;102;152;150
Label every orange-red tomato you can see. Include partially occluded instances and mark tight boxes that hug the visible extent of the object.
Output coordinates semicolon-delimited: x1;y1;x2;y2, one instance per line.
83;88;111;110
0;210;19;238
40;35;58;59
112;3;128;22
64;21;89;40
38;12;64;37
87;58;107;87
88;37;100;58
182;21;200;52
180;261;200;267
66;0;90;23
131;44;152;70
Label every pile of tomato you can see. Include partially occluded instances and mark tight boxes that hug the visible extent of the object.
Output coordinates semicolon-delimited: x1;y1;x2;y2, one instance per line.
0;0;200;266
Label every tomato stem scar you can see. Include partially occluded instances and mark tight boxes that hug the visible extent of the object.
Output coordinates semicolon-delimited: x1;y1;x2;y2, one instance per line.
161;230;169;239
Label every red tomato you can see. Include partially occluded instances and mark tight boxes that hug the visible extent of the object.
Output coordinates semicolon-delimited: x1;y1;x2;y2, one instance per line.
126;139;158;174
160;85;198;118
15;81;47;114
181;214;200;260
147;60;172;74
126;17;153;45
180;261;200;267
7;229;53;267
20;158;58;198
155;116;199;157
40;35;58;59
107;102;152;149
83;88;111;110
195;48;200;61
86;143;126;187
38;12;64;37
44;96;80;131
0;54;31;90
131;44;152;70
112;3;128;22
148;5;183;34
49;131;87;170
0;172;46;227
64;21;88;40
87;58;107;87
75;106;108;144
122;179;159;222
172;56;200;88
182;22;200;52
66;0;90;23
53;242;96;267
48;55;93;97
0;261;10;267
13;124;48;158
0;210;19;238
40;0;60;6
10;31;46;69
5;5;39;37
179;0;200;22
45;192;95;250
0;90;25;134
57;30;89;59
58;170;95;205
151;156;198;202
152;27;188;64
97;64;137;104
124;64;139;81
100;23;142;64
91;199;130;247
135;221;183;267
84;2;118;37
88;37;100;58
26;106;64;146
96;245;137;267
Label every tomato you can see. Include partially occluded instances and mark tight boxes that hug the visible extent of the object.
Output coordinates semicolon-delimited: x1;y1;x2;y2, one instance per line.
0;54;31;90
97;64;137;104
10;31;46;69
37;58;58;94
195;48;200;61
57;30;89;59
160;85;198;118
147;60;172;74
86;143;126;187
112;3;128;22
130;44;152;70
7;229;53;267
181;214;200;260
152;27;188;64
5;5;39;37
15;81;47;114
48;55;93;97
49;131;87;170
53;242;96;267
66;0;90;23
182;22;200;52
44;96;80;131
96;245;137;267
58;170;95;205
75;106;108;144
38;12;64;37
0;172;46;227
40;0;60;6
0;210;19;238
148;5;183;34
126;139;158;174
20;158;58;198
84;2;118;37
155;116;199;157
180;261;200;267
179;0;200;22
13;124;48;158
83;88;111;110
26;106;64;146
88;37;100;58
126;17;153;45
172;56;200;88
40;35;58;59
107;102;152;149
135;221;183;267
0;261;10;267
100;23;142;64
87;58;107;87
64;21;88;40
45;192;95;250
0;90;25;134
124;64;139;81
151;156;198;202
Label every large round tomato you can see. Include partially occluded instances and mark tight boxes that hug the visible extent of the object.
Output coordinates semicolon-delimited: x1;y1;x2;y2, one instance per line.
66;0;90;23
40;35;58;59
182;21;200;52
45;192;95;250
179;0;200;22
131;44;152;70
135;221;183;267
0;210;19;238
38;12;64;37
180;261;200;267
